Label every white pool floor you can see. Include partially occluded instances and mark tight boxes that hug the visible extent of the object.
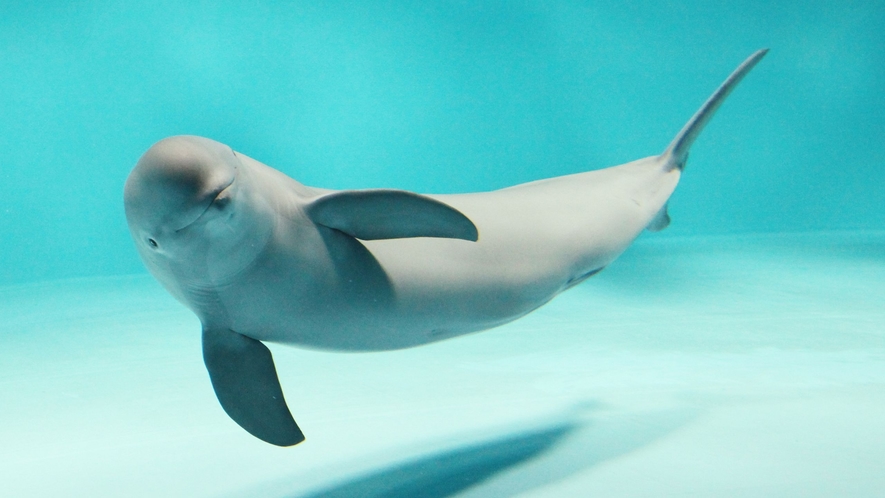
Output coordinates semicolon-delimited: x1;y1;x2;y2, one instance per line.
2;232;884;497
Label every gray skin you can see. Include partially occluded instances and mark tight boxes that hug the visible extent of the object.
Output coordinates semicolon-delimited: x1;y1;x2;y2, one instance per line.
124;50;767;446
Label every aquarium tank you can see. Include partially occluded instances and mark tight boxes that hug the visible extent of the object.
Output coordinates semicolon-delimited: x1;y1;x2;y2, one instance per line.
1;1;883;497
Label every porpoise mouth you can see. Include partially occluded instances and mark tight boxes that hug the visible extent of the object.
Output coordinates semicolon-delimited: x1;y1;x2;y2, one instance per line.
175;177;236;232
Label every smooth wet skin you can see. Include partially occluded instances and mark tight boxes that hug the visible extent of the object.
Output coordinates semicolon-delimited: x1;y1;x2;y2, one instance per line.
124;50;767;446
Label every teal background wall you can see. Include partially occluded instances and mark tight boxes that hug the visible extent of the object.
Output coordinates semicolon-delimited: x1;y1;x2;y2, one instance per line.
1;1;883;284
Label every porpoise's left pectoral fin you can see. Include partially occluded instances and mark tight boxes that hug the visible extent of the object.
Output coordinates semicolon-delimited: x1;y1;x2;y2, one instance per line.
202;327;305;447
306;189;479;241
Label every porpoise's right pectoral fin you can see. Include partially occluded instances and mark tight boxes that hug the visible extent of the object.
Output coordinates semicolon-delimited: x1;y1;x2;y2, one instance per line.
306;189;479;241
202;327;305;446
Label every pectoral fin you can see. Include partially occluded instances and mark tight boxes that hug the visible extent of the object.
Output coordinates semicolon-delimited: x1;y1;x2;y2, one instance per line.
307;189;479;241
202;327;304;446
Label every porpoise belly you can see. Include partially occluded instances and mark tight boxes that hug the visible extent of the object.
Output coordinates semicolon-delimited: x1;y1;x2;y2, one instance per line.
224;257;601;351
221;241;566;352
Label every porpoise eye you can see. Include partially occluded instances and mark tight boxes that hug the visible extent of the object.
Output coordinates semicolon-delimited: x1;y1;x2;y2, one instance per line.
148;238;158;248
212;188;232;209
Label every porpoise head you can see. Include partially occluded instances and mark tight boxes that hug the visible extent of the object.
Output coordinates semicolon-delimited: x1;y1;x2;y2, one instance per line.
124;136;273;300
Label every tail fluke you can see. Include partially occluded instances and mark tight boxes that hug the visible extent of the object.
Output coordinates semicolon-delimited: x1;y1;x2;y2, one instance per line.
663;49;768;170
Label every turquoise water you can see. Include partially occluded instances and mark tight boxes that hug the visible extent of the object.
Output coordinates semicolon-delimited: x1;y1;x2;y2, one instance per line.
1;2;884;497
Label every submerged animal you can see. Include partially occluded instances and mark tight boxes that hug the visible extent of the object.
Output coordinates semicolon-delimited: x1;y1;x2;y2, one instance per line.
124;50;767;446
